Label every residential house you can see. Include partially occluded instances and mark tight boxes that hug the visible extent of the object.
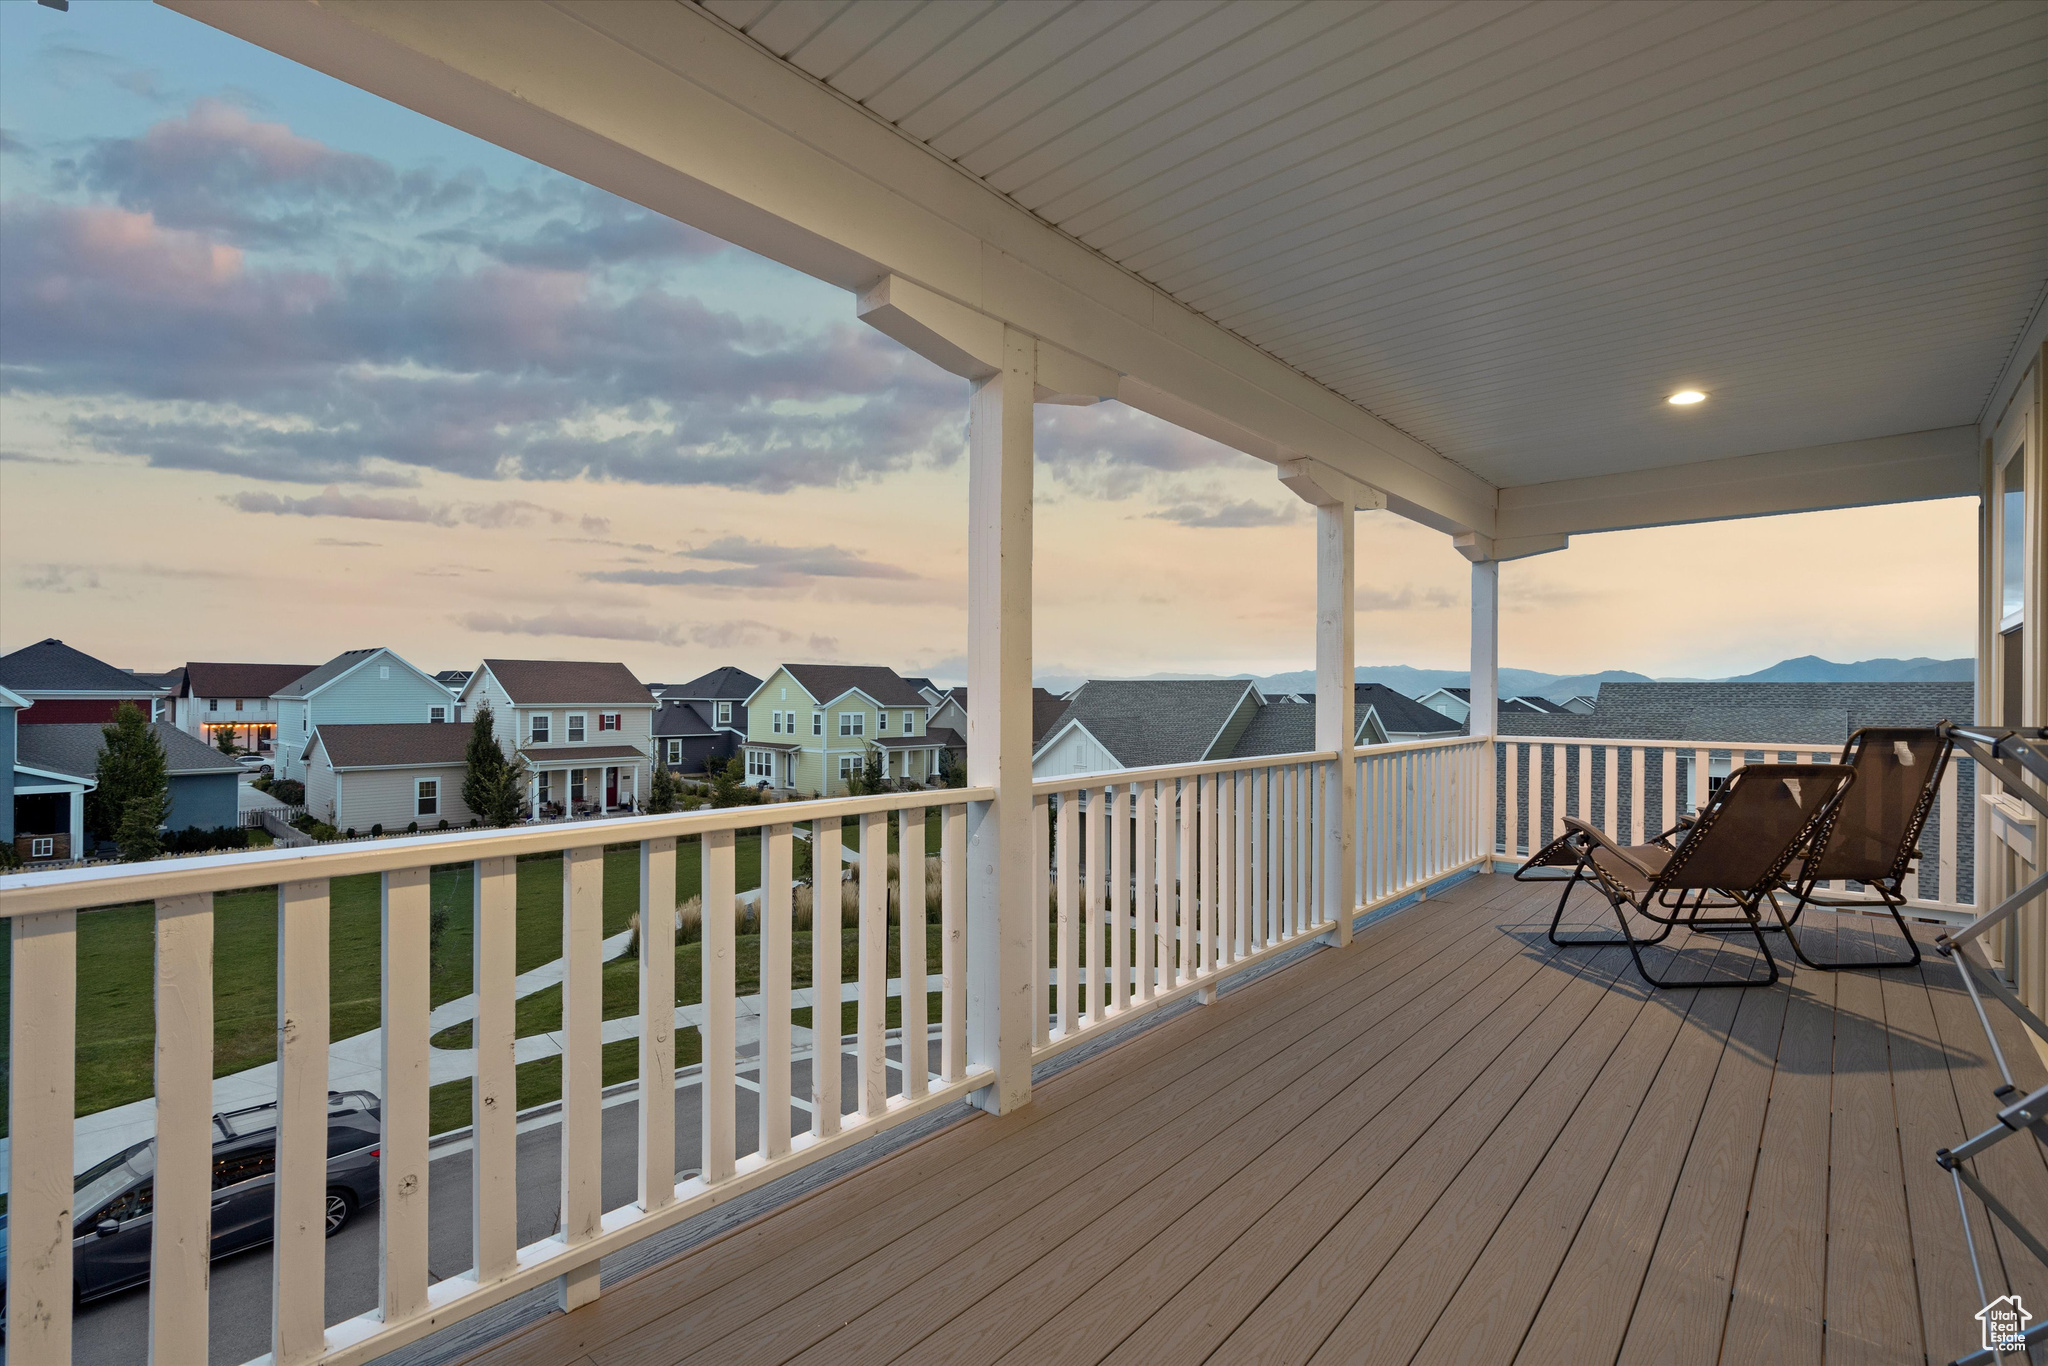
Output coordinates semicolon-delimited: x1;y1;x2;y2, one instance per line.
1033;679;1265;778
434;669;474;696
743;665;938;795
173;662;319;754
270;648;456;783
11;716;240;861
459;659;656;816
4;685;92;864
924;685;1065;775
305;722;478;833
1033;681;1461;778
1417;686;1471;725
0;638;170;724
653;666;760;773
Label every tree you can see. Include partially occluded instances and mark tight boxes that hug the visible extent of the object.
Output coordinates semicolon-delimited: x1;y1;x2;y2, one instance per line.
89;702;169;851
709;756;751;808
461;703;525;827
937;747;966;789
647;764;681;815
845;744;888;796
214;727;238;756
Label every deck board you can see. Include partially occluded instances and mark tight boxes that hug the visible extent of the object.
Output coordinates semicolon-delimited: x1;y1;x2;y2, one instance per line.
454;875;2042;1366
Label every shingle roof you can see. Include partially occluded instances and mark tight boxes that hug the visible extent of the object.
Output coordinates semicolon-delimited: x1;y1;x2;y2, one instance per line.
16;721;241;780
673;666;762;701
653;698;718;737
1494;682;1975;745
313;722;475;769
481;659;653;706
1038;680;1256;768
780;664;927;707
932;687;1065;741
273;649;382;699
181;662;322;699
434;669;473;689
521;743;645;763
1357;684;1464;734
0;638;161;694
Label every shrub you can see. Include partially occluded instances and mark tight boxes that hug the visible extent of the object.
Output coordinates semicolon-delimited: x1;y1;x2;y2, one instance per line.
270;778;305;806
370;823;384;838
251;774;273;794
162;826;249;855
438;819;450;830
406;820;419;834
647;765;681;814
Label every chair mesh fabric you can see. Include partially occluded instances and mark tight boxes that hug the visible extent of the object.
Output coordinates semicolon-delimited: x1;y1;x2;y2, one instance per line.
1660;763;1854;895
1802;728;1949;884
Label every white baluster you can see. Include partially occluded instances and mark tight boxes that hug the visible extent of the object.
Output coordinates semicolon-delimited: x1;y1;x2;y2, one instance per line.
274;879;331;1362
151;893;213;1363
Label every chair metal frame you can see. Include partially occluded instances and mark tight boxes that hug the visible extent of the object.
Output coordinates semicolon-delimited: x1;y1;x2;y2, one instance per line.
1520;763;1856;990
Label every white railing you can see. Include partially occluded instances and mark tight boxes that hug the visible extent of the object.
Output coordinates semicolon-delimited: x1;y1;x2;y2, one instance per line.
1;736;1506;1366
1028;736;1495;1063
1493;736;1976;915
0;786;990;1366
1357;734;1494;909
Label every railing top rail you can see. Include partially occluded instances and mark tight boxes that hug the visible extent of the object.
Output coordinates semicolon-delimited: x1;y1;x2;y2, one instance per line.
1354;733;1493;756
0;783;993;918
1490;734;1879;755
1030;749;1339;795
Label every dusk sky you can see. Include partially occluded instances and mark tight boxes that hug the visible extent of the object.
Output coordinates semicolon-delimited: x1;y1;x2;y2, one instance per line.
0;2;1979;687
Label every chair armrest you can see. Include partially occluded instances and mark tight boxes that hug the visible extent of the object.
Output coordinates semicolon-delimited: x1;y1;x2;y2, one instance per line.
1562;816;1658;881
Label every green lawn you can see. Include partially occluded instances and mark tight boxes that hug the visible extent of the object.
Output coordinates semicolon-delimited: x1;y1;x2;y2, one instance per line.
0;831;799;1139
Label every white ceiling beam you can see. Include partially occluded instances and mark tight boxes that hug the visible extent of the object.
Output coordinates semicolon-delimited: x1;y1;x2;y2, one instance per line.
1277;458;1388;513
164;0;1498;537
1451;532;1571;564
1495;425;1981;540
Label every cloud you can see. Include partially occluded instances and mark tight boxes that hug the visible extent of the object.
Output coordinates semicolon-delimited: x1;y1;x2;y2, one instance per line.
2;193;968;492
1356;585;1459;612
1036;403;1251;498
1146;498;1299;528
18;563;99;593
586;535;918;591
226;488;454;524
314;537;377;547
455;611;836;655
222;485;611;532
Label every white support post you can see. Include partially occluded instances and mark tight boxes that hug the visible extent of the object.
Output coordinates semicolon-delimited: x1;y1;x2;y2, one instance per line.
1470;558;1500;871
273;880;331;1364
1316;501;1357;944
965;325;1035;1115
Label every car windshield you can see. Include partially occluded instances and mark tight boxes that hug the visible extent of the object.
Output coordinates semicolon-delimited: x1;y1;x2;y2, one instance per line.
73;1141;153;1218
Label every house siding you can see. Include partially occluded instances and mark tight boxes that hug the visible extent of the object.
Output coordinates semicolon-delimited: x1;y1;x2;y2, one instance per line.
0;703;16;843
308;751;340;825
1033;725;1118;779
274;652;450;782
166;772;239;833
326;765;474;832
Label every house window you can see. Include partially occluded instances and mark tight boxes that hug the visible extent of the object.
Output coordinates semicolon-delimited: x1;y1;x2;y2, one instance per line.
428;705;447;724
531;715;550;743
379;665;390;680
812;711;822;736
31;837;54;859
234;698;245;712
772;711;783;735
567;714;586;742
537;772;552;803
839;755;856;780
208;698;218;712
903;711;915;732
570;771;586;803
747;750;772;779
841;711;864;737
599;713;620;731
666;739;681;763
416;780;439;817
878;710;888;733
717;702;732;726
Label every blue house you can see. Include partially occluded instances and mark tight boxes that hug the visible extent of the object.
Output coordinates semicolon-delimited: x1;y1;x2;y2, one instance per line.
271;647;455;783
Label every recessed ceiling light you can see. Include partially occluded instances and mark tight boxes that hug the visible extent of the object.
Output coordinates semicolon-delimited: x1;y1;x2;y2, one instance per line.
1668;389;1707;405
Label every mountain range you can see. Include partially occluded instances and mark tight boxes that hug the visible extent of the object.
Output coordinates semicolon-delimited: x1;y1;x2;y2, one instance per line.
1037;655;1973;702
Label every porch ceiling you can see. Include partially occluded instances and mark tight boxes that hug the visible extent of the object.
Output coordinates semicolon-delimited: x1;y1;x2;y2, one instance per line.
705;0;2048;489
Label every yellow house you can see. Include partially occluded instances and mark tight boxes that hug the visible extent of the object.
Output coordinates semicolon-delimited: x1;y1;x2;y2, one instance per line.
742;664;942;796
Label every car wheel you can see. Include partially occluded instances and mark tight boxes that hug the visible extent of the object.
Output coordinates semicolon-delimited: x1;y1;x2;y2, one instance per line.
325;1189;356;1237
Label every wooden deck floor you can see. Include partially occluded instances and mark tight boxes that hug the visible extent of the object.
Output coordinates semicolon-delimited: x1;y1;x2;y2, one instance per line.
459;873;2048;1366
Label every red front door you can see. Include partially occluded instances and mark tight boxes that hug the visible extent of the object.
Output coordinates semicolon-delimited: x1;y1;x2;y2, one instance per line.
606;767;618;807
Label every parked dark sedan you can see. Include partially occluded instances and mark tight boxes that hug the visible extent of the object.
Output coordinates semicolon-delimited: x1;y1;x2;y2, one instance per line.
0;1090;381;1311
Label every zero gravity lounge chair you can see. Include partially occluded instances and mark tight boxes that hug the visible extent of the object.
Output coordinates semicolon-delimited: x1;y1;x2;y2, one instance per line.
1546;763;1856;989
1767;727;1953;971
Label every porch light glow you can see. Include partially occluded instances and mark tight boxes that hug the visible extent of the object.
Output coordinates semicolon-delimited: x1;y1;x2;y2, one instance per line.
1667;389;1707;405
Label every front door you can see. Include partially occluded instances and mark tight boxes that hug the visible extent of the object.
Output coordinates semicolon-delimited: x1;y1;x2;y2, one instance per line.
606;766;618;807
